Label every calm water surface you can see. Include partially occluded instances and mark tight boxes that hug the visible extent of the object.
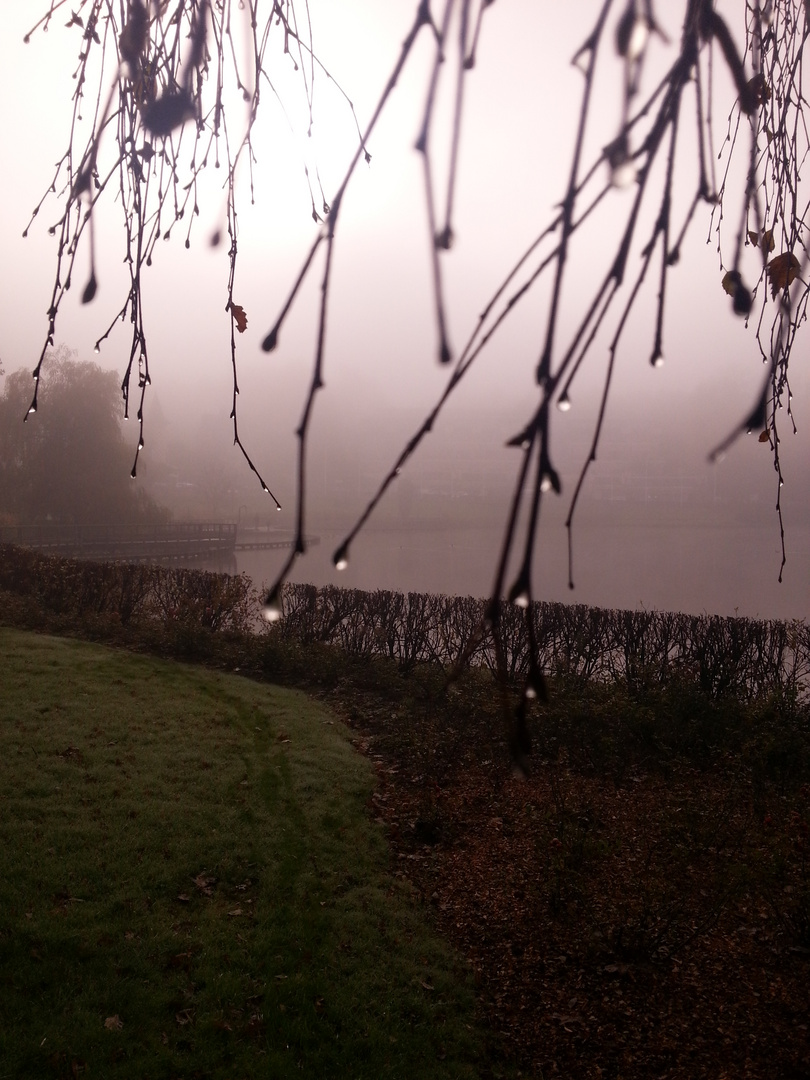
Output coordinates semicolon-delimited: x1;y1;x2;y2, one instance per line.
233;522;810;623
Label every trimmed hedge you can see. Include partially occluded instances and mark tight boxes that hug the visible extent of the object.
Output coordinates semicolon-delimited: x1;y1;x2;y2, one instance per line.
0;544;256;633
1;544;807;701
280;583;810;701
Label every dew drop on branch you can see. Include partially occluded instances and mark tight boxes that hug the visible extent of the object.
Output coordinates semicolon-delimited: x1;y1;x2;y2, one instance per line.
262;589;282;623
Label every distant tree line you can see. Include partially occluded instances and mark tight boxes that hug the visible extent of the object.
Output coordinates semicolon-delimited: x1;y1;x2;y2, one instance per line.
0;347;168;527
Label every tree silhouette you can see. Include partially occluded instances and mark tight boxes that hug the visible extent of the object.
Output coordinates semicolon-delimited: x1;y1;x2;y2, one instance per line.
21;1;810;715
0;346;167;526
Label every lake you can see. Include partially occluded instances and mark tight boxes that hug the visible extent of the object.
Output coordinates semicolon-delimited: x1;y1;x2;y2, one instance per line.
232;520;810;623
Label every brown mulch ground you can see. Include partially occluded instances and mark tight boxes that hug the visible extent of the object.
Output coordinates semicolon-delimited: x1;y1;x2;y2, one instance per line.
330;684;810;1080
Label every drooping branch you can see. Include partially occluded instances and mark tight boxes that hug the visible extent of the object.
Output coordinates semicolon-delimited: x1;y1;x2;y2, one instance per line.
27;2;810;765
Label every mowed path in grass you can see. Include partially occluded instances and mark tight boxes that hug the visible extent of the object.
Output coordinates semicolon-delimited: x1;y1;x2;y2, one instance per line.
0;628;482;1079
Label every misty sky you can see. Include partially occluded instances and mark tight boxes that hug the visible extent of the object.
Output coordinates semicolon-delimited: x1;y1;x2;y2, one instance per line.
0;2;808;621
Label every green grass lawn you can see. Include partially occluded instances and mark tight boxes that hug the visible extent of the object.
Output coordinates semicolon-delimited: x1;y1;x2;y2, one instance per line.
0;628;482;1079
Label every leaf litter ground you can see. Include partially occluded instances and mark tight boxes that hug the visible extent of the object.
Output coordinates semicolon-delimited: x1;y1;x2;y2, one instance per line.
325;672;810;1080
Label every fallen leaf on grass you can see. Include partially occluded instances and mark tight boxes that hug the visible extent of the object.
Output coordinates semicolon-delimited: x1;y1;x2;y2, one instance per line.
104;1015;123;1031
228;907;243;917
175;1009;194;1026
193;873;216;896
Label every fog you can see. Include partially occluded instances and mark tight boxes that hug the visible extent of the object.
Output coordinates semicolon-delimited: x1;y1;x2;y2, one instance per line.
0;3;808;622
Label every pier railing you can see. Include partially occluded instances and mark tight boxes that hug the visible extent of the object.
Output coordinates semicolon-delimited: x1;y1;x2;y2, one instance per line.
0;523;237;562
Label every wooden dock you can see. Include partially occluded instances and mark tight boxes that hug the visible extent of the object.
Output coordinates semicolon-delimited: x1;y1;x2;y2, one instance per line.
0;524;319;563
235;529;320;552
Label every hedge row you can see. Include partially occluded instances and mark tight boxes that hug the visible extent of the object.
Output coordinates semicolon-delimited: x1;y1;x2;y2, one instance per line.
1;544;807;701
279;583;810;701
0;544;256;634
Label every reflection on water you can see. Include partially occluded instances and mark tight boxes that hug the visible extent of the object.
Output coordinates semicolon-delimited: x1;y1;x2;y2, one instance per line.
233;523;810;623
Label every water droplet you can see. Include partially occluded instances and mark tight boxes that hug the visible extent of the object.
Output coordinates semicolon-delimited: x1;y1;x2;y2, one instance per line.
333;544;349;571
81;272;97;305
540;475;554;493
94;344;100;354
28;404;37;414
525;684;537;700
557;394;571;412
276;505;282;512
625;17;649;60
262;589;282;622
513;590;530;609
611;158;637;188
138;438;144;450
651;353;664;369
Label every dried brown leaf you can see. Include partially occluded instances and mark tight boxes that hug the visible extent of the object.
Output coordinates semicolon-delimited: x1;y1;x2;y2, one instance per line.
721;270;739;297
767;252;800;296
746;73;770;105
193;873;215;896
230;303;248;334
104;1015;123;1031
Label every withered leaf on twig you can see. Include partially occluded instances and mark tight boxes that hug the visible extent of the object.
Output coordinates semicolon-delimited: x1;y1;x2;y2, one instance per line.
721;270;739;296
767;252;800;297
230;303;248;333
748;229;774;252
